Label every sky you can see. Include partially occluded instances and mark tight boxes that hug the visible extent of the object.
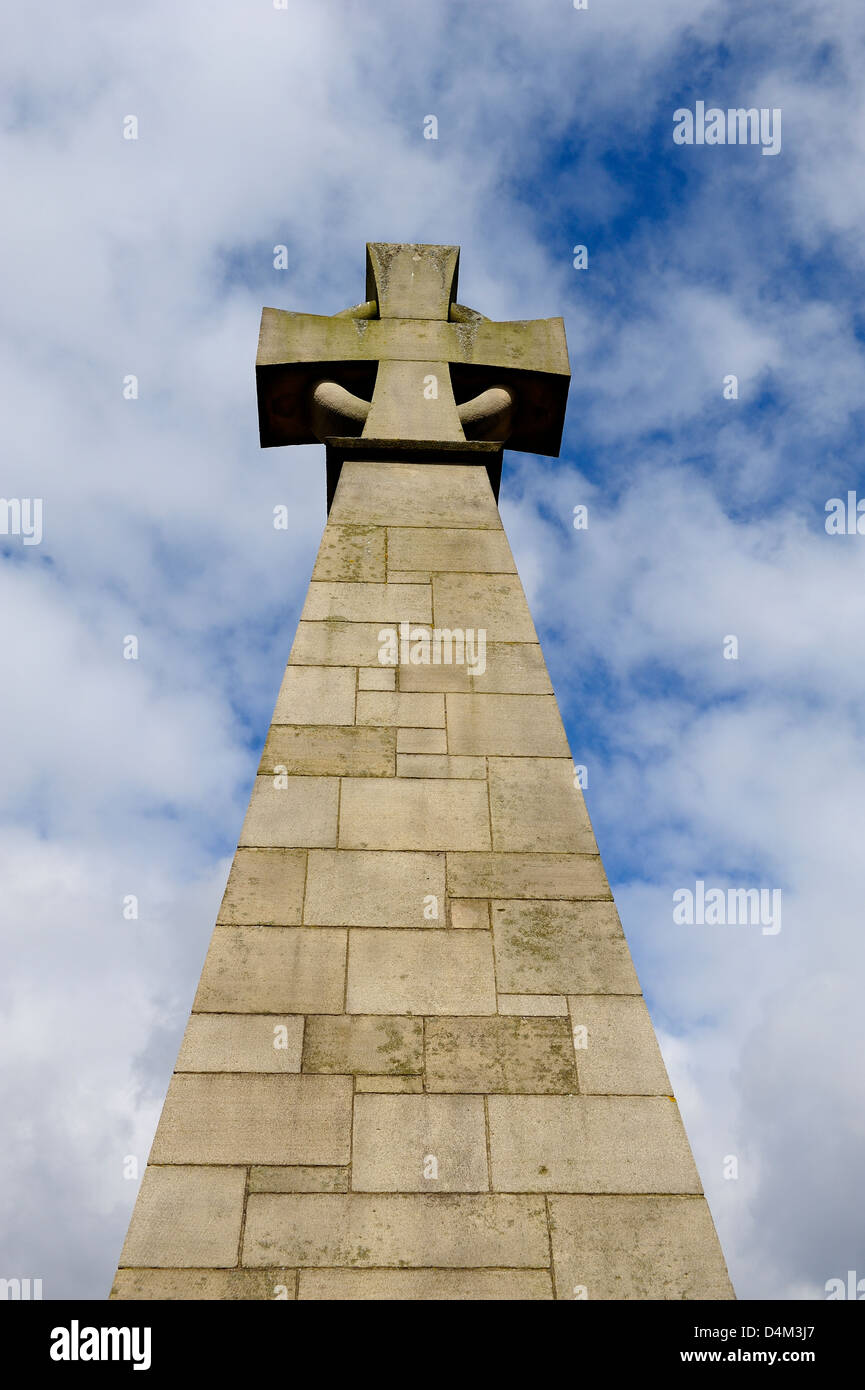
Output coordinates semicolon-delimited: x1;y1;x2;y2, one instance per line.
1;0;864;1300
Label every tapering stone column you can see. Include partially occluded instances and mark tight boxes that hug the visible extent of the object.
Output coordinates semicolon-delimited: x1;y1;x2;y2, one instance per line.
111;246;733;1301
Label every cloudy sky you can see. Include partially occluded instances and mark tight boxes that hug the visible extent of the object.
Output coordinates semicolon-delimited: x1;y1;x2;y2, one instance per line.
2;0;863;1300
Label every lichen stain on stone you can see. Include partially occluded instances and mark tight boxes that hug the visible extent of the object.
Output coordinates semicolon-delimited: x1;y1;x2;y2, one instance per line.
370;243;399;301
454;320;479;360
426;243;457;298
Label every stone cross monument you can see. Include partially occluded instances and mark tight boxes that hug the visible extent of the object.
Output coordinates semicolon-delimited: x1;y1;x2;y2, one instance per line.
112;243;733;1301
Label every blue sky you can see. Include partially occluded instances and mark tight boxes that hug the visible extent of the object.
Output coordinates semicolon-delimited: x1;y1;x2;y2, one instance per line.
2;0;864;1299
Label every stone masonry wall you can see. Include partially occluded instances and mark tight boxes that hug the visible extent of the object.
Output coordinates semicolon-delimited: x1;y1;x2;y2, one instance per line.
111;460;734;1301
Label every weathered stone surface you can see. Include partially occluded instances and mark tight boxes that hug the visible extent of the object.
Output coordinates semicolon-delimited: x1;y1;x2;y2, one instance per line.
312;524;385;583
488;759;598;852
176;1014;304;1073
239;775;339;848
400;643;552;694
387;527;515;574
149;1074;353;1165
355;1075;423;1092
218;848;307;925
258;258;568;394
426;1016;577;1094
356;691;445;728
358;667;395;690
304;849;445;927
396;727;447;753
449;899;489;929
448;851;610;900
352;1094;488;1191
498;995;568;1017
547;1196;735;1300
346;930;497;1015
302;581;431;624
568;995;672;1095
328;461;502;529
446;693;569;756
290;621;400;667
364;359;465;441
492;900;640;995
272;665;355;725
394;660;476;693
340;778;490;850
432;574;537;642
249;1166;349;1193
386;571;429;584
111;1269;296;1300
469;643;553;694
488;1096;703;1193
193;927;346;1014
297;1269;552;1300
303;1015;423;1074
118;1167;245;1268
260;725;394;777
242;1193;549;1267
397;754;485;779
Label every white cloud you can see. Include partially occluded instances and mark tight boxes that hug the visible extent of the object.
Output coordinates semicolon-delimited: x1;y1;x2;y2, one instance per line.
2;0;864;1299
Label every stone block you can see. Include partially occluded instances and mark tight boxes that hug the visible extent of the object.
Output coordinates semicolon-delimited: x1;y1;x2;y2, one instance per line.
547;1195;735;1299
492;900;640;995
303;1014;423;1074
397;727;447;753
176;1014;304;1073
498;995;568;1017
339;778;490;850
432;574;537;642
249;1166;349;1193
149;1074;353;1165
397;755;485;779
488;759;598;852
239;776;339;848
346;930;497;1015
387;527;515;574
118;1166;245;1268
469;643;553;694
358;667;395;690
425;1017;577;1094
328;461;502;530
446;693;569;756
568;995;672;1095
193;927;346;1014
355;1076;424;1092
312;524;385;582
448;851;610;900
260;725;394;777
111;1269;296;1300
351;1094;489;1191
302;581;431;624
304;849;445;927
297;1270;552;1300
218;848;306;925
272;665;356;726
449;899;489;929
395;661;474;693
290;621;397;667
487;1096;703;1192
356;691;445;728
399;643;552;695
242;1193;549;1267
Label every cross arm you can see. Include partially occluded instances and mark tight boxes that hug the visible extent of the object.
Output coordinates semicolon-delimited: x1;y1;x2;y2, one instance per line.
256;308;570;454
